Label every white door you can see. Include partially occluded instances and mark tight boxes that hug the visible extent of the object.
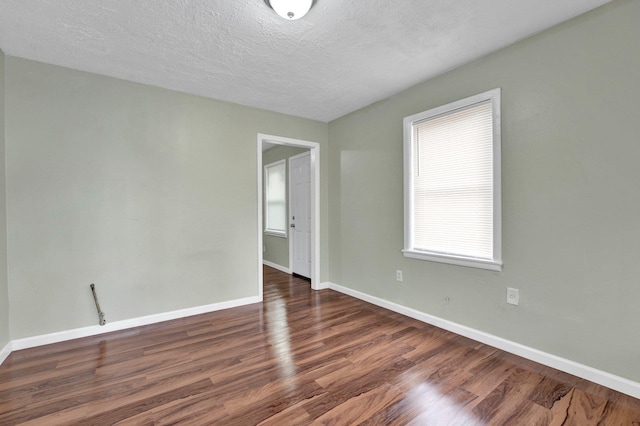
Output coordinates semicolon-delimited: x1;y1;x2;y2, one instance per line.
290;152;311;278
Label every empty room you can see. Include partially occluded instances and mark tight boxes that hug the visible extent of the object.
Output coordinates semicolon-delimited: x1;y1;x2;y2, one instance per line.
1;0;639;424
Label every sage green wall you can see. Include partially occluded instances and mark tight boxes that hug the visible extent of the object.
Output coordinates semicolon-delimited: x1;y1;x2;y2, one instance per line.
0;50;9;349
5;57;328;340
262;145;308;269
328;0;640;382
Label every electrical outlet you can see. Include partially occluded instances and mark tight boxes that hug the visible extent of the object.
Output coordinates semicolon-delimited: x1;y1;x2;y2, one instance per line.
396;270;403;282
506;288;519;305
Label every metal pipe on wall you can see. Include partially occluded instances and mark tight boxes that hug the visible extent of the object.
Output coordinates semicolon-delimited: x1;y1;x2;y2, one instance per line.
90;283;106;326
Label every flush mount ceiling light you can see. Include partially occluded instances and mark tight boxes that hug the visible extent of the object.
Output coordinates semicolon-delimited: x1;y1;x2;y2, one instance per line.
264;0;314;20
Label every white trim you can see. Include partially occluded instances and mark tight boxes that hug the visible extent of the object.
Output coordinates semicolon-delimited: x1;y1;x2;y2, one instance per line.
0;341;11;365
402;250;502;272
10;296;260;351
262;260;291;274
257;139;265;299
315;281;330;290
327;282;640;400
403;88;502;271
264;230;287;238
264;159;288;238
257;133;321;291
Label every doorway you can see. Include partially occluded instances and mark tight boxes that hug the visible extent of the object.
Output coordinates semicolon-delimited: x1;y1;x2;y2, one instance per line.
257;133;320;298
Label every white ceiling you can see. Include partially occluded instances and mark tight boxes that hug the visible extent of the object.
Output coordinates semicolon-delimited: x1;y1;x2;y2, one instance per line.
0;0;610;122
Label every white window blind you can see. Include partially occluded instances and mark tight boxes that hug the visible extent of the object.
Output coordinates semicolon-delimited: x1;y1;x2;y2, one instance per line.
265;160;287;237
403;89;501;271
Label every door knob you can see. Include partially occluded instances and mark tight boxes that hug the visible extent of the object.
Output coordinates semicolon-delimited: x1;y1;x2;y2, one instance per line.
290;224;295;228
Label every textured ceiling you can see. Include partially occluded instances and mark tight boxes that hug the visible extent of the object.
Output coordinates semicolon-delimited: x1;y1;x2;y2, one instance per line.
0;0;610;122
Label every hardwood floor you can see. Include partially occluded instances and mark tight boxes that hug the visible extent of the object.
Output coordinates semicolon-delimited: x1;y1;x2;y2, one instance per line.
1;266;639;425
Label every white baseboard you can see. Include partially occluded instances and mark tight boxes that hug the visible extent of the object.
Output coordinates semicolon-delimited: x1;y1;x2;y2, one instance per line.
314;281;330;290
263;260;291;274
327;282;640;400
0;341;11;365
10;296;261;352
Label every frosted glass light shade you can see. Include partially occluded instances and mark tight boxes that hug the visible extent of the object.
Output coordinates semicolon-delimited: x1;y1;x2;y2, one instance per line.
267;0;313;20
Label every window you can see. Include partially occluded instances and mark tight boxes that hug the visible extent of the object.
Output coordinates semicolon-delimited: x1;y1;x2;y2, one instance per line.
403;88;502;271
264;160;287;237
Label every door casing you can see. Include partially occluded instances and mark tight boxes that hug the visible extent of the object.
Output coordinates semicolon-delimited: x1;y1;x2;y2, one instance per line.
257;133;321;298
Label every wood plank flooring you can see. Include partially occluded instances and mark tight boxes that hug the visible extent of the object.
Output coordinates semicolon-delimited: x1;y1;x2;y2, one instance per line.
1;266;639;425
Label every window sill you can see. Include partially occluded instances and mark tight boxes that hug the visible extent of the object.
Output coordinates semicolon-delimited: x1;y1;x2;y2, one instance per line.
265;230;287;238
402;249;502;272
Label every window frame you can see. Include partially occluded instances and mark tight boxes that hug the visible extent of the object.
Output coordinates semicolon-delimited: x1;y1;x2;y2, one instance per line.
402;88;502;271
264;159;288;238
